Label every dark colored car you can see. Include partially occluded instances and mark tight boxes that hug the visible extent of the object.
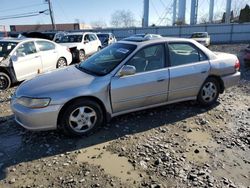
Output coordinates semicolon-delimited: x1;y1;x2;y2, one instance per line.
97;33;116;48
244;45;250;63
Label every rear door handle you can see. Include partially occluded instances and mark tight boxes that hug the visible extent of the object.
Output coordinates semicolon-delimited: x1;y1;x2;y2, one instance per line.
34;56;39;58
157;78;166;82
201;70;207;74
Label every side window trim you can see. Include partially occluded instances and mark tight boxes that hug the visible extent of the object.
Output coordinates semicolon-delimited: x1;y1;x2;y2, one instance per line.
167;41;208;67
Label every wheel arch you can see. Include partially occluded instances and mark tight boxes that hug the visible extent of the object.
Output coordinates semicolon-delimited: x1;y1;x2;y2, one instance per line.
58;57;67;66
206;75;224;93
57;96;109;128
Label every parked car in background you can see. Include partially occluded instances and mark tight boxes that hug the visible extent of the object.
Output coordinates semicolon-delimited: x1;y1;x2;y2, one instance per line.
42;31;68;42
58;32;102;62
244;44;250;63
21;31;67;42
190;32;210;47
0;38;72;90
97;33;116;48
11;37;240;136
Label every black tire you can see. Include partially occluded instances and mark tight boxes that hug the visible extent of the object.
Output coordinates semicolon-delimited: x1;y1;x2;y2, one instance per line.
0;72;11;91
59;99;104;136
78;50;85;62
197;77;220;106
56;57;67;68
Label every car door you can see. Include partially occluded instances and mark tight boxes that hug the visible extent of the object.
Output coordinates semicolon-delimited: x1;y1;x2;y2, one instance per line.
83;34;92;55
36;40;58;72
167;42;210;102
89;34;98;53
12;41;42;81
111;44;169;113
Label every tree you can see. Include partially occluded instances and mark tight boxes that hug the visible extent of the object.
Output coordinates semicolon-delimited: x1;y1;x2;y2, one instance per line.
110;10;135;28
239;4;250;23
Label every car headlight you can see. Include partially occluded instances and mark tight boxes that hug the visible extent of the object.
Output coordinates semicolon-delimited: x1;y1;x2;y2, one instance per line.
16;97;51;108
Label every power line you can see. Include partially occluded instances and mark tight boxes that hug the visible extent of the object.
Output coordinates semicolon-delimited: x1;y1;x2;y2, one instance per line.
0;10;48;20
0;3;45;13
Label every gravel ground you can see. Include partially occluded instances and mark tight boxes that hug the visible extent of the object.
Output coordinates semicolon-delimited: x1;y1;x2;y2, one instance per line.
0;44;250;188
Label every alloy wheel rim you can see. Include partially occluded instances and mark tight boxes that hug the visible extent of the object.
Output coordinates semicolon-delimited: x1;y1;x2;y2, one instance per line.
201;82;217;102
79;51;85;61
0;75;8;90
68;106;97;133
58;59;66;68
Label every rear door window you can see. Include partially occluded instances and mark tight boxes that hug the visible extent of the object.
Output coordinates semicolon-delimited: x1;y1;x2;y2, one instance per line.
168;43;208;67
36;41;55;51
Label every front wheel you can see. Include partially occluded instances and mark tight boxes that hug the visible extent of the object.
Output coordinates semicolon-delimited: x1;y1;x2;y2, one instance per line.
197;77;219;106
56;57;67;68
59;99;104;136
0;72;11;91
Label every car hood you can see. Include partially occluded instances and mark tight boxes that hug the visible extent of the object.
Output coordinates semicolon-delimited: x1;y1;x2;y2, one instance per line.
59;43;79;48
15;66;96;97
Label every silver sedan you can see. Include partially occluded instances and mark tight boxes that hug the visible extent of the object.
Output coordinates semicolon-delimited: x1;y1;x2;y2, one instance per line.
11;37;240;136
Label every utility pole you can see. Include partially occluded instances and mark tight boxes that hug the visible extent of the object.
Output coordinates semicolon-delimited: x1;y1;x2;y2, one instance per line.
47;0;56;30
209;0;214;23
143;0;149;27
225;0;232;23
172;0;177;25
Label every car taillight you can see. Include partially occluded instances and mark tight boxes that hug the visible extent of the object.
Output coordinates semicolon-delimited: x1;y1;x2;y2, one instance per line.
234;59;240;71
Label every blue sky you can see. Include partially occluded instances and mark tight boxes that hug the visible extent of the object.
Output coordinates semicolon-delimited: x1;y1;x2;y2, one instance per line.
0;0;249;30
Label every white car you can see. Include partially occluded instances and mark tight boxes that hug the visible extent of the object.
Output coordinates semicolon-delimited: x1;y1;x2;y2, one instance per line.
58;32;102;61
191;32;211;47
0;38;72;90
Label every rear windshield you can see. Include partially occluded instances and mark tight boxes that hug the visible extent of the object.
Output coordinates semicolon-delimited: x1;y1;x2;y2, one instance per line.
43;33;56;41
0;41;17;58
59;35;82;43
191;33;208;38
97;34;109;42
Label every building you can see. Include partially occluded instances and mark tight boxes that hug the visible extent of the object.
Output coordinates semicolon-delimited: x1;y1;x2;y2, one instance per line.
9;23;92;32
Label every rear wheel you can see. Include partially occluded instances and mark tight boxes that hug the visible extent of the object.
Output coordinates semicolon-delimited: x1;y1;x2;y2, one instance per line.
79;50;85;62
56;57;67;68
59;99;104;136
0;72;11;91
197;77;219;106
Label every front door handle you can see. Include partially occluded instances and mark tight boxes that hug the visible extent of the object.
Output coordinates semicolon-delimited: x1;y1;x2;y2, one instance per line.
34;56;39;58
201;70;207;74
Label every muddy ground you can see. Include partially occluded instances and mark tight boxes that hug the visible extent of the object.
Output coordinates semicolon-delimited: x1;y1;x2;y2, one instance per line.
0;44;250;188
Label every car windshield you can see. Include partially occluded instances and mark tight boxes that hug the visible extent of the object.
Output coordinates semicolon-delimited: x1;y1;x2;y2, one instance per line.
59;35;82;43
97;34;109;43
77;43;136;76
191;33;208;38
0;41;17;58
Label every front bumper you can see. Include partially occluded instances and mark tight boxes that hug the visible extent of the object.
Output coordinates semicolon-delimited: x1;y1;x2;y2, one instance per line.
221;71;241;89
11;102;62;131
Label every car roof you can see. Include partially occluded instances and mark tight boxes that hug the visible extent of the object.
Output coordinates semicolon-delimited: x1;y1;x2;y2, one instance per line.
192;32;208;34
119;37;193;46
67;32;95;35
0;37;54;43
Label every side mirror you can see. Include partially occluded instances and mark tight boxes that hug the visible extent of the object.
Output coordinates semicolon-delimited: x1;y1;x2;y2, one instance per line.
119;65;136;77
84;39;89;44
